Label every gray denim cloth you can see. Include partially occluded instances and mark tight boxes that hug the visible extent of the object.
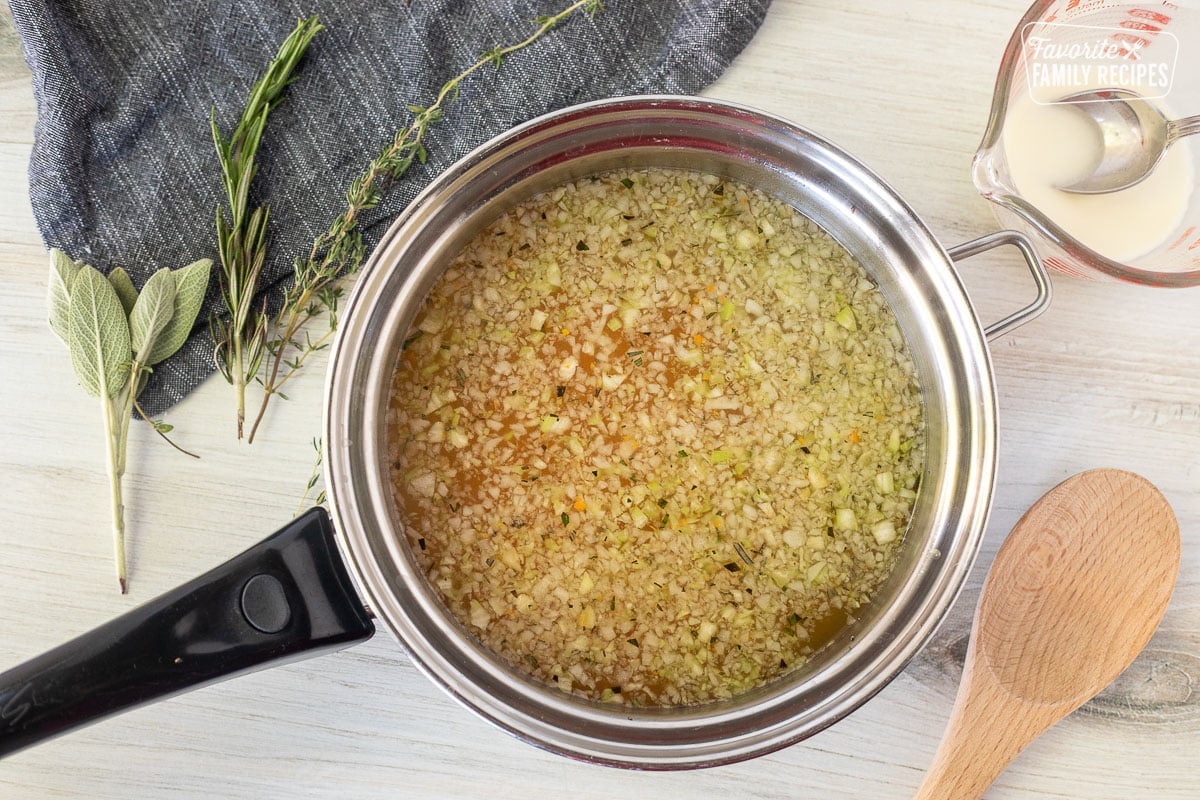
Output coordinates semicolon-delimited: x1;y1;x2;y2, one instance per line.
9;0;770;415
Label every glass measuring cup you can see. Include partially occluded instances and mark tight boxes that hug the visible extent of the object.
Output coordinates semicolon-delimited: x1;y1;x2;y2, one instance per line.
974;0;1200;287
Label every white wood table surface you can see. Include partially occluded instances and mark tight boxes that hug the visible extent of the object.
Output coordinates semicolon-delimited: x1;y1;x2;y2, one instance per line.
1;1;1197;797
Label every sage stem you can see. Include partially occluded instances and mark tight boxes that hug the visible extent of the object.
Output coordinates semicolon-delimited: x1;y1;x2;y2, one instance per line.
101;390;128;594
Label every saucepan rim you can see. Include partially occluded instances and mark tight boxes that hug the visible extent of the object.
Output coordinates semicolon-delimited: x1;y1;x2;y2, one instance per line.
323;94;1008;768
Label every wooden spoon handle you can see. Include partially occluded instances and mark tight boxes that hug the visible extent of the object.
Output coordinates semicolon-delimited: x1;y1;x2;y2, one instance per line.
912;659;1064;800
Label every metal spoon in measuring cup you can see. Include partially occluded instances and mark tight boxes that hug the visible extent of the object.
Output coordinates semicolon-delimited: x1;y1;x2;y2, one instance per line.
913;469;1180;800
1057;88;1200;194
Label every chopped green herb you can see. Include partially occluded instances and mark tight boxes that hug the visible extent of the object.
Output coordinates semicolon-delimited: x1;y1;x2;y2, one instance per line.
576;240;589;251
620;177;634;189
561;512;570;527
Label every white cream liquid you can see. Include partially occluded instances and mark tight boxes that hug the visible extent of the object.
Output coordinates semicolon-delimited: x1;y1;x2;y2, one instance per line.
1002;91;1193;262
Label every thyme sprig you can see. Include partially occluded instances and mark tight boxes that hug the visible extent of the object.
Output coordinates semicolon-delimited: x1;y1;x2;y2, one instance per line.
245;0;603;442
295;437;327;517
211;15;322;439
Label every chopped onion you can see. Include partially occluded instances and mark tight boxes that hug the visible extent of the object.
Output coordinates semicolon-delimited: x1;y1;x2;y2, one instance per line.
388;167;925;708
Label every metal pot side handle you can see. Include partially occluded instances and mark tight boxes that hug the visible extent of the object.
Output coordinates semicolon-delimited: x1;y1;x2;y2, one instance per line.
947;230;1052;341
0;508;375;760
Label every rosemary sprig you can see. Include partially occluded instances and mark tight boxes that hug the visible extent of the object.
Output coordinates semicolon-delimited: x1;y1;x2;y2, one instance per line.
212;15;322;439
244;0;603;443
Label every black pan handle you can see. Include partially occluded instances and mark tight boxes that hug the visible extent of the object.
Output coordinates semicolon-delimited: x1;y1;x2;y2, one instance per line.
0;507;374;759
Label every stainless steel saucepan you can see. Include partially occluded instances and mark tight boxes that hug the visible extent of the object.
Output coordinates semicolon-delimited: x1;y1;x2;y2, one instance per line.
0;96;1050;768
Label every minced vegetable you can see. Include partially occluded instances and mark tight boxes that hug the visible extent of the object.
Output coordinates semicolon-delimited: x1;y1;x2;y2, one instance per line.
387;168;924;706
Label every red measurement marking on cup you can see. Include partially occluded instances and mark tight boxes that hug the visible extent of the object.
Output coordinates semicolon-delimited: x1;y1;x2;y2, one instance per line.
1111;32;1152;55
1120;19;1163;32
1129;9;1172;26
1044;256;1092;279
1166;226;1196;252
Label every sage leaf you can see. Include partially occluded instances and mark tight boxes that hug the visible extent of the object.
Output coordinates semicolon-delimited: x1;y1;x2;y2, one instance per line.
108;267;139;318
144;258;211;366
47;248;81;343
67;265;131;399
130;268;177;362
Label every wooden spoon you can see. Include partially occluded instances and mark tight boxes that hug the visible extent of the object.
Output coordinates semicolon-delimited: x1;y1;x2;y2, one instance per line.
914;469;1180;800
